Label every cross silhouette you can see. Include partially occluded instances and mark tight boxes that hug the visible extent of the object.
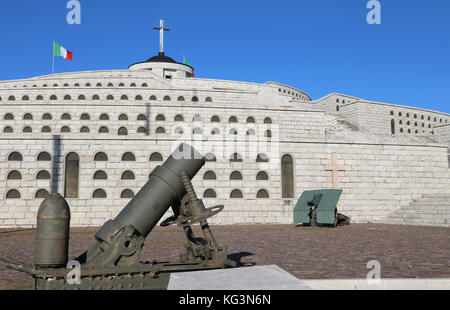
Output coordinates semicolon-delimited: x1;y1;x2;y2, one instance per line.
325;153;346;189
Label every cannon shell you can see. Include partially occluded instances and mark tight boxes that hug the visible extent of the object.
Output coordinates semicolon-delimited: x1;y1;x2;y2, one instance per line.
35;194;71;268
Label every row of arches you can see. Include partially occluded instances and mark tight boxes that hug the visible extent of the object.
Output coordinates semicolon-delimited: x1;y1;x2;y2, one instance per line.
203;170;269;181
3;94;213;103
6;151;271;163
4;188;271;200
2;113;148;121
2;113;273;124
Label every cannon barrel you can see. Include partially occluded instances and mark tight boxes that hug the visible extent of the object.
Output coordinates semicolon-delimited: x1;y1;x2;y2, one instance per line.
114;143;205;238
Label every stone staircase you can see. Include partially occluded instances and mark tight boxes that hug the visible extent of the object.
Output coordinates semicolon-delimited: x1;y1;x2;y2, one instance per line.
380;194;450;227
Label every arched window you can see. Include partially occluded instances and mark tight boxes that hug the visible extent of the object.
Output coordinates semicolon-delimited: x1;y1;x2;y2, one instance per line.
142;83;148;87
230;189;243;199
247;117;255;123
23;113;33;120
230;171;243;180
256;171;269;181
336;106;340;112
100;114;110;121
8;152;23;161
92;95;100;100
43;113;52;120
156;114;165;121
175;127;184;135
119;83;125;87
78;95;85;100
211;116;220;122
38;152;52;161
120;95;128;100
281;154;294;198
36;95;44;101
137;127;147;134
192;96;199;102
205;97;212;102
64;95;71;100
3;126;13;133
230;153;243;162
121;189;135;199
107;95;115;100
265;130;272;139
391;119;396;134
264;117;272;124
4;113;14;120
94;152;108;161
163;96;171;101
85;83;91;87
61;113;71;120
22;95;29;101
193;115;202;122
50;95;57;100
6;189;21;199
211;128;220;135
203;189;217;198
37;170;51;180
8;96;15;101
7;170;22;180
81;113;90;120
118;127;128;136
35;189;50;199
204;171;217;180
93;170;108;180
119;114;128;121
121;171;136;180
23;126;32;133
64;153;80;198
130;83;136;87
256;154;269;162
257;189;269;199
42;126;51;133
150;152;163;162
93;189;107;198
178;96;185;101
229;116;238;123
229;128;237;135
80;126;90;133
122;152;136;161
137;114;147;121
246;129;255;136
107;83;114;87
150;95;157;101
175;115;184;122
99;126;109;133
96;83;102;87
135;95;143;101
156;127;166;134
205;153;216;162
61;126;71;133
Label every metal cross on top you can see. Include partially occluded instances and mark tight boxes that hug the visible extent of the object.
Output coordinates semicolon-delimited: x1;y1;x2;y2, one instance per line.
153;19;171;54
325;153;346;189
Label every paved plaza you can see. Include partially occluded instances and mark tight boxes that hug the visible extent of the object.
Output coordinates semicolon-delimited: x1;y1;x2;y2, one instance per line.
0;224;449;290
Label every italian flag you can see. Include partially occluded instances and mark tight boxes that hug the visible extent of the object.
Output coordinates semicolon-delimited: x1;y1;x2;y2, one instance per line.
54;42;73;61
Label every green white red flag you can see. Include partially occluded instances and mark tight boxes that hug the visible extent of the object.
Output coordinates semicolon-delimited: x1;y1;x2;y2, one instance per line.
53;42;73;61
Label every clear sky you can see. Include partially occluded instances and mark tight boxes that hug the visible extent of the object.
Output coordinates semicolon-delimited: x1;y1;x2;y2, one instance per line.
0;0;449;113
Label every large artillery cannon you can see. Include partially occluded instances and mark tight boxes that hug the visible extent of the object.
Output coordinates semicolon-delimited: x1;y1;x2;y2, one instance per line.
1;143;236;290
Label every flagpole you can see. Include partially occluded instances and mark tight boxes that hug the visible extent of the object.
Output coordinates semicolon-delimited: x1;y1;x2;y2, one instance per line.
52;39;55;74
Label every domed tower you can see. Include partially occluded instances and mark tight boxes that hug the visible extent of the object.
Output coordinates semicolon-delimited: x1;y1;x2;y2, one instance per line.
128;20;194;79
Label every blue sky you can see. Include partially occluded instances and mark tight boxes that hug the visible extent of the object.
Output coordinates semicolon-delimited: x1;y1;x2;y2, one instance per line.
0;0;449;113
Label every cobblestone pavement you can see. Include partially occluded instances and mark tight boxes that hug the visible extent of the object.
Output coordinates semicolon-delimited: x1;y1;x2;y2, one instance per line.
0;224;449;290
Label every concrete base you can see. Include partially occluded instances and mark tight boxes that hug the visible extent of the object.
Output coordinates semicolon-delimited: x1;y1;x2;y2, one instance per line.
168;265;312;290
168;265;450;290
